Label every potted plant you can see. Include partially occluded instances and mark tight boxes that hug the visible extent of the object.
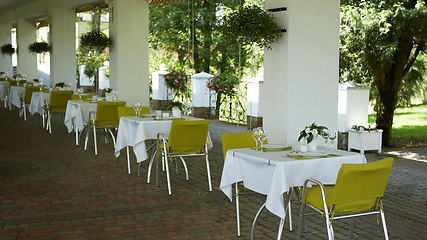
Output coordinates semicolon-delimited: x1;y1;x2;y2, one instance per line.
28;41;51;54
348;123;383;154
222;5;282;49
103;87;114;101
206;71;240;117
79;29;111;51
55;82;71;89
1;44;15;57
298;122;327;151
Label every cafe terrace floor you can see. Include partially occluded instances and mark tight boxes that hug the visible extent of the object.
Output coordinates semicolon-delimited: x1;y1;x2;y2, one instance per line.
1;106;427;239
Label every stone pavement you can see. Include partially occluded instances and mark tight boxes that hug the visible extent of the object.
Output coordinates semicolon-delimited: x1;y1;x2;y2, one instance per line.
1;105;427;240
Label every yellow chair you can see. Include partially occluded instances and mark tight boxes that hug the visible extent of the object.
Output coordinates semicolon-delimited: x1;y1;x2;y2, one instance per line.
45;90;73;134
218;132;279;236
297;157;394;240
147;119;211;195
84;101;126;155
20;85;40;121
117;106;151;174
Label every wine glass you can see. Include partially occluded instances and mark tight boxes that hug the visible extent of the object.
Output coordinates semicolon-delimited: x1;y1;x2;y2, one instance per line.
77;88;84;99
322;128;330;154
39;79;44;92
258;127;268;153
137;101;144;117
252;127;260;151
182;101;190;119
112;91;118;101
328;128;337;154
133;102;141;117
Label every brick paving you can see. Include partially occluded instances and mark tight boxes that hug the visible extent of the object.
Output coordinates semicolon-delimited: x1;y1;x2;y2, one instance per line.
1;105;427;239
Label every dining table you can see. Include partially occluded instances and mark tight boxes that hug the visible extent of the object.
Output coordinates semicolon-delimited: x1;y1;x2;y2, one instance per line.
9;85;25;109
219;147;366;238
64;100;97;145
114;115;214;175
29;91;50;116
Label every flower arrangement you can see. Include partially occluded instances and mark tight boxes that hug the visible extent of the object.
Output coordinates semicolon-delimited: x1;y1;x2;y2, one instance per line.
298;122;327;144
351;123;378;132
206;71;239;97
1;44;15;56
83;59;99;79
33;79;41;83
163;68;188;94
28;41;51;54
55;82;70;88
103;87;113;93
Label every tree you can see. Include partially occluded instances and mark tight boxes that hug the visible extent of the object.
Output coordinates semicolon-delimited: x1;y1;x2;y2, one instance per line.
149;0;247;75
340;0;427;146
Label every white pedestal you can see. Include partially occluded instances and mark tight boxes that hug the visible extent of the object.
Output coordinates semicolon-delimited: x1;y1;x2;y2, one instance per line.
348;129;383;154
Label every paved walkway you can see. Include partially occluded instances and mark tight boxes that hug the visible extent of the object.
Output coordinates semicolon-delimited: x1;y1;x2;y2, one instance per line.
1;105;427;239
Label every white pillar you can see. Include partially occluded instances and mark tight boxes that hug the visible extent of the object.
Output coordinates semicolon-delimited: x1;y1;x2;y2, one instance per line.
16;18;37;80
0;24;13;76
109;0;149;105
50;8;76;89
263;0;340;145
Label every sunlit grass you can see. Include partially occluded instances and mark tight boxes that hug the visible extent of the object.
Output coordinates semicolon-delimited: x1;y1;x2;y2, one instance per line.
369;103;427;147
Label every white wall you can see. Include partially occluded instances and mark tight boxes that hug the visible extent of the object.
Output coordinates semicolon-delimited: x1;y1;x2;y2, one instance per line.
109;0;149;105
50;7;77;89
17;18;38;80
264;0;340;145
0;24;14;76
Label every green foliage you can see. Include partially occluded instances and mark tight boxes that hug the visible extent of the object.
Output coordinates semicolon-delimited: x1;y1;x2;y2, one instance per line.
298;123;327;144
80;29;111;52
206;71;239;97
222;5;282;49
28;41;50;54
83;58;100;79
0;44;14;56
163;67;188;95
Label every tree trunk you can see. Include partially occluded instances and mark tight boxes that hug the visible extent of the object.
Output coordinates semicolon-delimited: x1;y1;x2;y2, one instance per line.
374;37;413;146
215;94;221;118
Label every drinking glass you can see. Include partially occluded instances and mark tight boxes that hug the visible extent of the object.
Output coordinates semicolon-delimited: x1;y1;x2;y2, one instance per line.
133;102;141;117
112;91;118;101
258;127;268;153
77;88;84;99
328;128;337;154
39;80;44;92
322;128;330;154
252;127;260;151
138;101;144;117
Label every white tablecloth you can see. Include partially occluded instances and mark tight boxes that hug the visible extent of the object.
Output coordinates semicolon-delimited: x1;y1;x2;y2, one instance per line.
9;86;25;108
219;148;366;219
64;100;97;133
29;92;50;115
114;116;213;163
0;81;9;100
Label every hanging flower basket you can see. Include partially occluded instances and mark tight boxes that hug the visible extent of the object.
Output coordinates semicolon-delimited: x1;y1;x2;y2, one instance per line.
79;30;111;51
28;41;51;54
223;5;282;49
1;44;15;57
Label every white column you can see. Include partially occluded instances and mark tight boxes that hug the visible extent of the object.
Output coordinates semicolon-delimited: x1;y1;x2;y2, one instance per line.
109;0;149;105
263;0;340;145
50;8;76;89
16;18;37;80
0;24;13;76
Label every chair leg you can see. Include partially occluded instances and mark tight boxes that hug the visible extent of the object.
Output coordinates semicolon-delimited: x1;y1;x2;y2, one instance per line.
380;210;389;240
93;126;98;155
47;112;52;134
147;149;157;183
178;157;189;180
325;215;334;240
165;156;172;195
108;129;116;148
22;104;26;121
84;128;89;151
205;155;212;191
250;202;267;240
296;202;305;240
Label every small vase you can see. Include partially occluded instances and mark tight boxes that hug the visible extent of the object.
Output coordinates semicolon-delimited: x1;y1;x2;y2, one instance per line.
105;93;113;101
305;135;318;152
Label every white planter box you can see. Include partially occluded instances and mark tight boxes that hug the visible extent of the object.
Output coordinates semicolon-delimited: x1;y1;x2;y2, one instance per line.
348;129;383;154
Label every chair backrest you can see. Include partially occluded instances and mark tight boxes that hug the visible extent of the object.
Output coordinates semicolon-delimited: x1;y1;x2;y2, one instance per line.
221;132;268;159
331;157;394;214
117;106;150;119
95;101;126;126
167;120;210;154
18;80;26;86
49;90;74;112
24;86;40;103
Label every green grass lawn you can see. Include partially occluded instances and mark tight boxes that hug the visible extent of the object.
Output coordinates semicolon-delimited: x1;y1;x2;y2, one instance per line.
368;103;427;147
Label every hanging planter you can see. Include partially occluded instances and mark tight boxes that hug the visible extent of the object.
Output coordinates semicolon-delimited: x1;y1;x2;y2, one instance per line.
1;44;15;57
79;29;111;51
223;5;282;49
28;41;51;54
